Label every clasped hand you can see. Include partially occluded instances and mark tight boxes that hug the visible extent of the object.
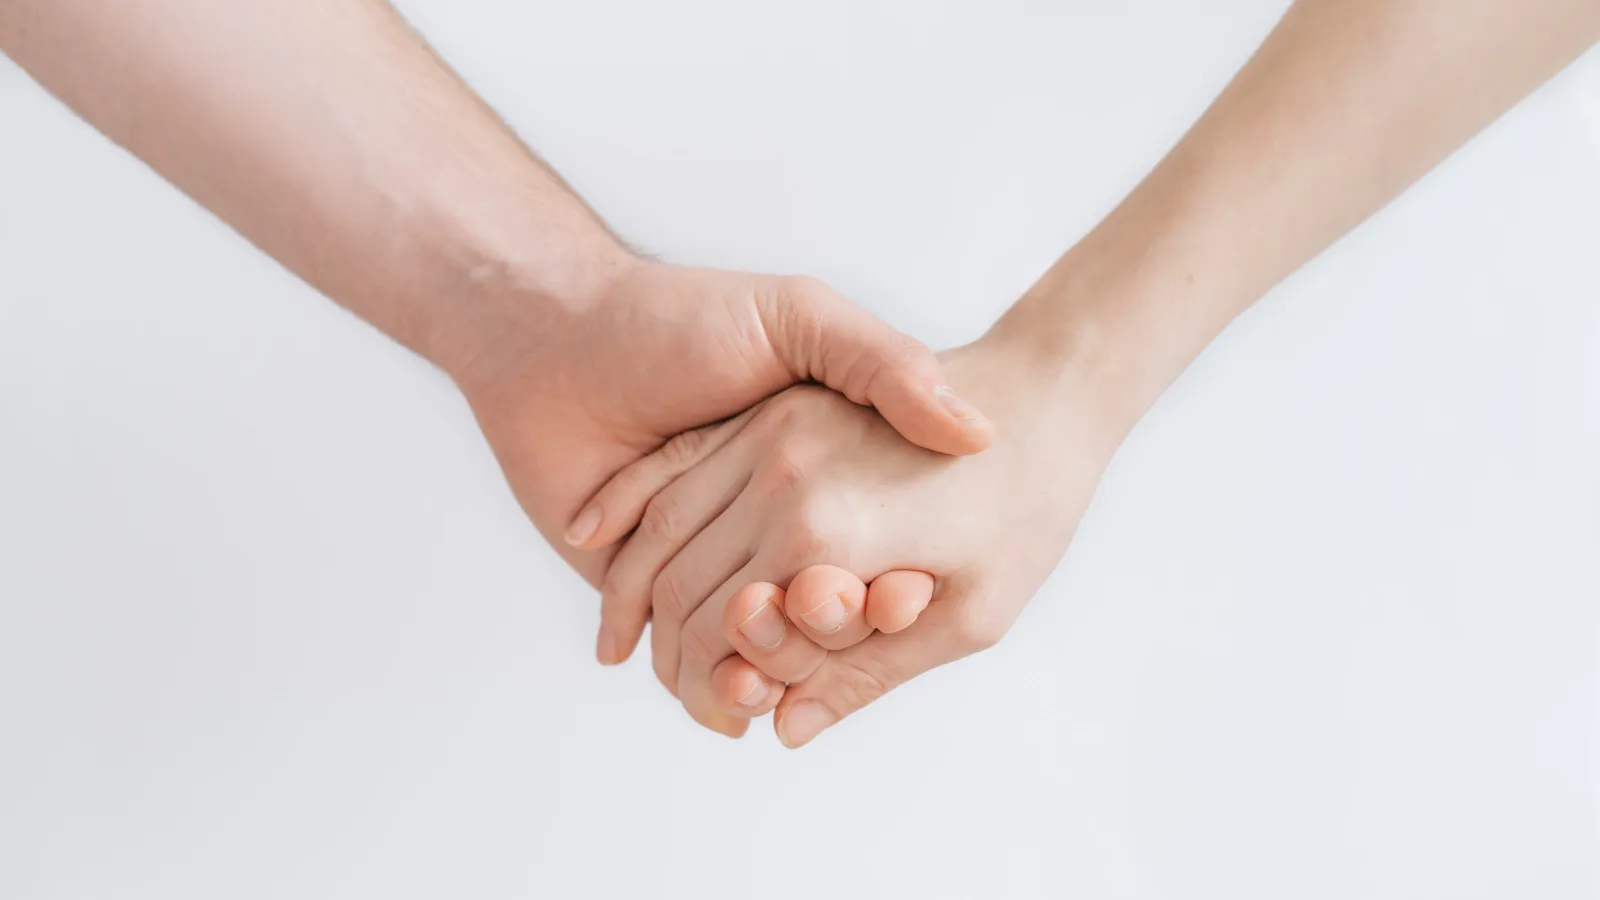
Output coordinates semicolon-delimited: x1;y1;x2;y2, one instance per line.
565;321;1128;748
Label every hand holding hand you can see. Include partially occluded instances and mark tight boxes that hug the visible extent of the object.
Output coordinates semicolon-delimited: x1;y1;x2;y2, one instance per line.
580;332;1135;743
456;257;995;591
705;564;935;718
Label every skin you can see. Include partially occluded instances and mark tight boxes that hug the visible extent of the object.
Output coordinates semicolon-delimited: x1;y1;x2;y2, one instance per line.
0;0;999;738
579;339;1116;738
579;0;1600;746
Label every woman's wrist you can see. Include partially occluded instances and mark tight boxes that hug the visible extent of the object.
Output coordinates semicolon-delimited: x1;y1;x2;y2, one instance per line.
944;309;1141;468
980;178;1266;445
977;275;1175;446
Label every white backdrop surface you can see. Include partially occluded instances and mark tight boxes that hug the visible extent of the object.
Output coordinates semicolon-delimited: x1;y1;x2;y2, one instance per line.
2;3;1597;898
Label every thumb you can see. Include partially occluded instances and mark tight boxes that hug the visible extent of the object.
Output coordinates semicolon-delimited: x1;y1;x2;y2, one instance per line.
759;276;994;456
772;583;994;749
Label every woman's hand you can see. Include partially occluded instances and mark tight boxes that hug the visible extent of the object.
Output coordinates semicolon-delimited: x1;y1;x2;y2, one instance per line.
577;332;1136;743
703;564;936;720
569;0;1600;744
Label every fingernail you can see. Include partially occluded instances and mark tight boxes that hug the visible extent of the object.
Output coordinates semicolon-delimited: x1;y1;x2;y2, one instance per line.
935;386;986;422
595;627;618;665
565;504;602;547
736;678;767;709
735;602;786;649
798;593;848;634
779;701;838;749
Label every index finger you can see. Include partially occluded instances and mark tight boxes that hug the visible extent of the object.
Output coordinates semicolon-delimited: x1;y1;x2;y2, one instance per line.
720;581;828;685
565;405;760;551
772;585;987;749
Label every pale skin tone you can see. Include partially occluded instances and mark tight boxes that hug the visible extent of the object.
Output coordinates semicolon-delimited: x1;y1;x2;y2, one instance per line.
0;0;996;743
8;0;1599;748
577;0;1600;747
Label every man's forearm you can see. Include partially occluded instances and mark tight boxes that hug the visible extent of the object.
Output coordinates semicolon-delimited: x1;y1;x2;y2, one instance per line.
0;0;630;376
994;0;1600;428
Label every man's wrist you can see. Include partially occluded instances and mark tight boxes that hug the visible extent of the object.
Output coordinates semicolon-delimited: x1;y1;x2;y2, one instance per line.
408;208;640;390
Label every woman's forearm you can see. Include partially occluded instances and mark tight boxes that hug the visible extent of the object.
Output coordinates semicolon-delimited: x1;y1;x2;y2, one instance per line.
0;0;631;376
994;0;1600;428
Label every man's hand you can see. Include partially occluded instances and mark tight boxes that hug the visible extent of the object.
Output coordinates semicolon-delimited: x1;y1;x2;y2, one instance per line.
456;256;994;592
0;0;993;688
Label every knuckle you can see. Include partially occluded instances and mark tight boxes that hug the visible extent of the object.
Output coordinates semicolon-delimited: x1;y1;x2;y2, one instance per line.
651;573;690;622
752;435;828;501
850;333;934;407
656;427;704;468
759;447;809;494
761;394;802;432
639;493;684;543
950;604;1008;653
771;278;835;375
679;623;725;668
824;658;897;712
757;386;820;435
778;516;834;568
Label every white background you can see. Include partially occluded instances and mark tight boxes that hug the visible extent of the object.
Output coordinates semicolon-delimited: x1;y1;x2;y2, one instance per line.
3;2;1598;898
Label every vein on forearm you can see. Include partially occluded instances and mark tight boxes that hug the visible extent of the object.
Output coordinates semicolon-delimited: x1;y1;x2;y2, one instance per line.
0;0;630;375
